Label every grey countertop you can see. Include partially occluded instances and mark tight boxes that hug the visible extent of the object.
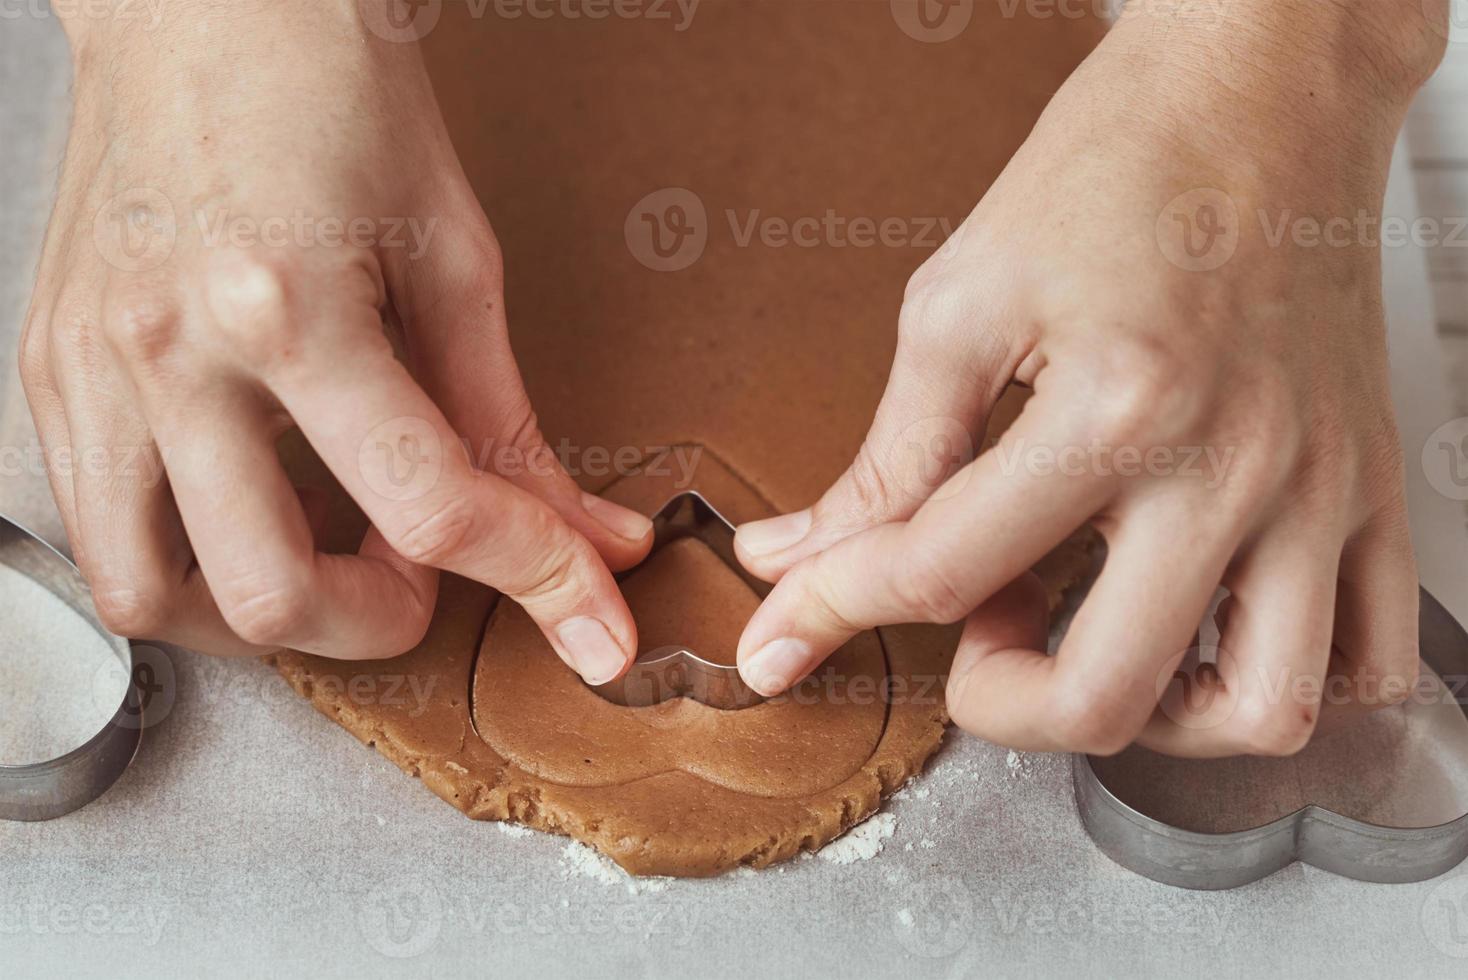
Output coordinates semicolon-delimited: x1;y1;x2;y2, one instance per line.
3;8;1468;978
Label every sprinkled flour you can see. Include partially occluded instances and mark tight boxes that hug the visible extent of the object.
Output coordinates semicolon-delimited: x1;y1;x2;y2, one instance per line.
0;563;125;766
496;822;535;838
1005;749;1033;779
558;841;671;895
817;812;897;864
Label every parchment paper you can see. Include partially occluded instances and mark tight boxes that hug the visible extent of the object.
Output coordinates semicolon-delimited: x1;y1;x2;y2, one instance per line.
3;9;1467;979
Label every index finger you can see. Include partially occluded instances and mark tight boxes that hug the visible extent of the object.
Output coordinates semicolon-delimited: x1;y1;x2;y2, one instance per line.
237;284;638;686
736;389;1116;694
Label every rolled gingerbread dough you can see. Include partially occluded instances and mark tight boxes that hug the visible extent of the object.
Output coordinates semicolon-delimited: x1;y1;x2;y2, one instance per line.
273;1;1106;876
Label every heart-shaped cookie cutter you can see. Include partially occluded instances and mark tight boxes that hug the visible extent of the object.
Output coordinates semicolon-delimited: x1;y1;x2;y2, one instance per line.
591;492;768;711
1074;586;1468;889
0;513;144;821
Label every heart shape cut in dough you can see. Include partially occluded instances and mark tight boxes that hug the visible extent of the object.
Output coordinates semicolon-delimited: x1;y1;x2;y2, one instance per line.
471;533;889;799
273;442;1097;875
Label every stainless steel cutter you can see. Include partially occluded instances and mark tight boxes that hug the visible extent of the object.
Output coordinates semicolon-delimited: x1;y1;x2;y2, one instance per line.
589;493;1468;887
1074;585;1468;889
0;514;143;821
591;492;767;711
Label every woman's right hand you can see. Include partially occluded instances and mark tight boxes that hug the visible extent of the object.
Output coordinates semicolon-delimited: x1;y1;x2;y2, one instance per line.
20;0;651;683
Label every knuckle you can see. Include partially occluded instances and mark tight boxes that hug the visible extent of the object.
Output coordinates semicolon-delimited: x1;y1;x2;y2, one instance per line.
436;229;505;297
1376;656;1421;707
840;443;902;515
498;398;558;477
202;251;296;364
389;497;479;567
1049;688;1136;756
1084;334;1210;445
512;544;585;605
898;270;973;342
217;578;313;646
797;563;861;636
502;505;594;603
895;553;971;625
93;587;172;638
1230;694;1317;757
102;292;181;363
18;314;51;382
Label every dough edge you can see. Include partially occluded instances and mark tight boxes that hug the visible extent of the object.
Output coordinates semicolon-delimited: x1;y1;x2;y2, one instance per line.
269;526;1096;878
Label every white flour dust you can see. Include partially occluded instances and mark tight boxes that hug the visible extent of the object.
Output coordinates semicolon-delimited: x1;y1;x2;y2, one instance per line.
496;821;535;839
558;841;671;895
817;812;897;864
0;564;124;766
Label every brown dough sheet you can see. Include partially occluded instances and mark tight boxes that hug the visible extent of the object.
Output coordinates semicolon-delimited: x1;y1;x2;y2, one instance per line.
273;1;1105;876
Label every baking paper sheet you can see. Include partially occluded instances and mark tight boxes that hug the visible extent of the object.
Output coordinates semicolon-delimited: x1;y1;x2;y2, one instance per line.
3;12;1468;978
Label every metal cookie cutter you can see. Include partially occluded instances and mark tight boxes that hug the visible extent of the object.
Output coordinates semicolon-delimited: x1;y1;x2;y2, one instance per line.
1074;585;1468;889
0;515;144;821
592;492;768;711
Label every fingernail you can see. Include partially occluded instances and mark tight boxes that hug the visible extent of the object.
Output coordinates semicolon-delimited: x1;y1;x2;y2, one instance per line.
557;616;629;685
580;492;653;542
743;637;812;696
737;509;813;557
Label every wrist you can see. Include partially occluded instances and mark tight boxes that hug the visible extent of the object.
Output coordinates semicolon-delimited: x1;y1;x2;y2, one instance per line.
1106;0;1448;116
1076;0;1448;204
59;0;371;71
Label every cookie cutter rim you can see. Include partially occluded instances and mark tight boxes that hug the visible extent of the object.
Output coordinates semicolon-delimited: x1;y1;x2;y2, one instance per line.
0;513;143;822
591;491;768;711
1073;585;1468;889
